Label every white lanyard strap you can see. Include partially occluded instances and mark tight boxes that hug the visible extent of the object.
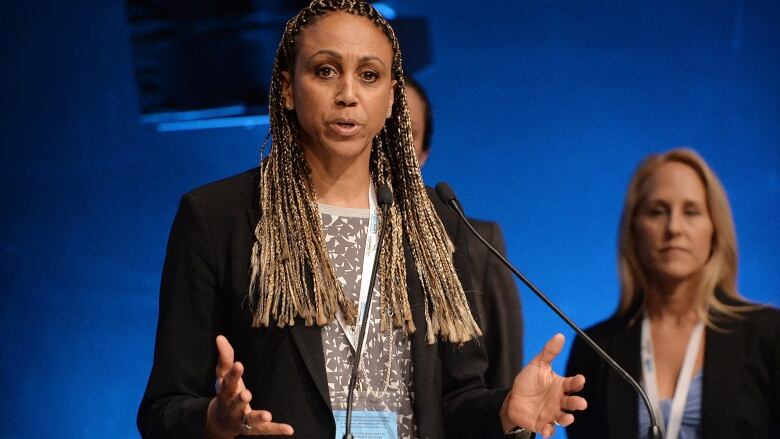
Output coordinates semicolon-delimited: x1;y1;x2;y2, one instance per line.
336;183;379;352
641;314;704;439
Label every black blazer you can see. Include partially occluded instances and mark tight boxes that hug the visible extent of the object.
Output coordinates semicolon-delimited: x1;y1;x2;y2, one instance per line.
137;168;510;439
565;296;780;439
467;219;523;389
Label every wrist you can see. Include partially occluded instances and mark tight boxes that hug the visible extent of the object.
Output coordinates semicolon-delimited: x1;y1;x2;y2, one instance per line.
499;391;515;431
504;426;536;438
500;392;535;438
204;397;233;439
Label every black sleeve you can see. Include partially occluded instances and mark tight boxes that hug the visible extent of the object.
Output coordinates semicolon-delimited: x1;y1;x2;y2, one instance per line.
442;340;510;438
137;192;222;439
481;223;524;386
441;212;510;438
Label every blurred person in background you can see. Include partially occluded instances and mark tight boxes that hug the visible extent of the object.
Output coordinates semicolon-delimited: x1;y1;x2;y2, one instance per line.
405;75;525;389
566;148;779;439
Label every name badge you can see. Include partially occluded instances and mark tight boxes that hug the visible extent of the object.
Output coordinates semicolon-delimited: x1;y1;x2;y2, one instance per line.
333;410;397;439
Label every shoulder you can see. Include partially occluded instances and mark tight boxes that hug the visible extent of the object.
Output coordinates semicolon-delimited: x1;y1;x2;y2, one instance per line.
713;293;780;334
468;218;508;252
569;314;636;357
709;298;780;383
737;305;780;340
423;187;505;244
426;186;459;233
425;185;447;212
169;168;260;242
186;167;260;214
739;303;780;327
469;217;499;233
581;314;634;342
469;218;498;236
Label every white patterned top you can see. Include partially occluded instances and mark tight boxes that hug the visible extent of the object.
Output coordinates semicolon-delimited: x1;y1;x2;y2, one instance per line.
319;204;417;439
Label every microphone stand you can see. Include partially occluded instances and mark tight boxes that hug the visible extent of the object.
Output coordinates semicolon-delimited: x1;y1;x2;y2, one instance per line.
435;182;662;439
343;185;393;439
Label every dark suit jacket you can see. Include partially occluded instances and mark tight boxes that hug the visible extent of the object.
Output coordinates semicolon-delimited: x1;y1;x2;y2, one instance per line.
565;296;780;439
137;168;510;439
467;219;523;389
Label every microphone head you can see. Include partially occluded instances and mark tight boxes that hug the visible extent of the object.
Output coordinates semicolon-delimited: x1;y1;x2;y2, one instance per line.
435;182;456;204
435;182;466;215
377;184;393;207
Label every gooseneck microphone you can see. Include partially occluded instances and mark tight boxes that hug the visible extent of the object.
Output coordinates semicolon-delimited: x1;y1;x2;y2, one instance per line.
434;182;662;439
343;184;393;439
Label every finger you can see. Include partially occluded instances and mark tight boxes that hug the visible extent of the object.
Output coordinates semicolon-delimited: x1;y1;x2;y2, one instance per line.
244;410;294;436
562;374;586;393
252;409;273;422
225;386;252;415
562;394;587;412
555;412;575;427
532;333;565;366
215;335;235;378
217;384;251;423
220;362;245;399
540;423;554;438
232;388;252;411
241;389;253;409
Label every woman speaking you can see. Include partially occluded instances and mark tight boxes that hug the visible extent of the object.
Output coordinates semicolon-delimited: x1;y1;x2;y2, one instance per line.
137;1;586;438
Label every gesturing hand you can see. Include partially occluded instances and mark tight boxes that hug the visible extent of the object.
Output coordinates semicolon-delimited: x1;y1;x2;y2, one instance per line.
205;335;294;438
500;333;587;438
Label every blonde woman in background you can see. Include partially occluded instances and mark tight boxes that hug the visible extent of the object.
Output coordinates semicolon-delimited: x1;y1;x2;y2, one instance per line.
566;148;779;439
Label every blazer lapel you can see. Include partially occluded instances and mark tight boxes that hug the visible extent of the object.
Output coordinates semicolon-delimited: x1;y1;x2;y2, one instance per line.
701;319;742;438
606;320;642;439
245;208;331;410
289;321;331;409
406;235;442;439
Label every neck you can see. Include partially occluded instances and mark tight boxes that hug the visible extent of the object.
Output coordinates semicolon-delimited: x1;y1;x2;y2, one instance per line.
645;280;700;324
304;148;371;209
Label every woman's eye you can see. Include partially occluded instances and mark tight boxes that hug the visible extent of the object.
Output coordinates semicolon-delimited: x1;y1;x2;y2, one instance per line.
316;66;336;78
645;207;669;217
361;71;378;82
685;209;701;216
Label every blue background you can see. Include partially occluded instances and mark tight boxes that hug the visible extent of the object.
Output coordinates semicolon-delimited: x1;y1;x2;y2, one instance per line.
1;1;778;437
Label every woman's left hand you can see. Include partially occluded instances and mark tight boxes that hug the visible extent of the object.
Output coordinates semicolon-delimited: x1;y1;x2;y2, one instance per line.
500;333;587;438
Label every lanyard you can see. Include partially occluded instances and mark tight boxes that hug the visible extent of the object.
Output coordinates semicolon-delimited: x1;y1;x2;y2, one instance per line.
640;314;704;439
335;183;380;352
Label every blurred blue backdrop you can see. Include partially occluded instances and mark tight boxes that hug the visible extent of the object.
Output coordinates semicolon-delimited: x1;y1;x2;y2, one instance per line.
1;1;778;437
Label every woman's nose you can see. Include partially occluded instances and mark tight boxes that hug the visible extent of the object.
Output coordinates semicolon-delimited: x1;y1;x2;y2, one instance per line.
335;77;358;107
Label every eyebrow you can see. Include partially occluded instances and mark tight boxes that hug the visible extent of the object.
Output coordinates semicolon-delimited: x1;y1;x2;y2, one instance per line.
308;50;388;68
644;198;705;207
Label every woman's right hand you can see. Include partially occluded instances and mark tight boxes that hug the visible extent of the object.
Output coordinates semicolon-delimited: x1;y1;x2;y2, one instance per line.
205;335;294;438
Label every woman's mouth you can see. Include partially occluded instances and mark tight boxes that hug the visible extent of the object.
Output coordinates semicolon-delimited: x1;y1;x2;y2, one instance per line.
329;119;361;137
660;246;688;254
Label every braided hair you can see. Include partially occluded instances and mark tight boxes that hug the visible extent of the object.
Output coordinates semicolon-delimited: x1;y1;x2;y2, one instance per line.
249;0;481;344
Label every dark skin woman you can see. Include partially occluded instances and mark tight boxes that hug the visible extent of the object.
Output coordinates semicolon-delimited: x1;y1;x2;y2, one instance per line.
139;2;586;438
